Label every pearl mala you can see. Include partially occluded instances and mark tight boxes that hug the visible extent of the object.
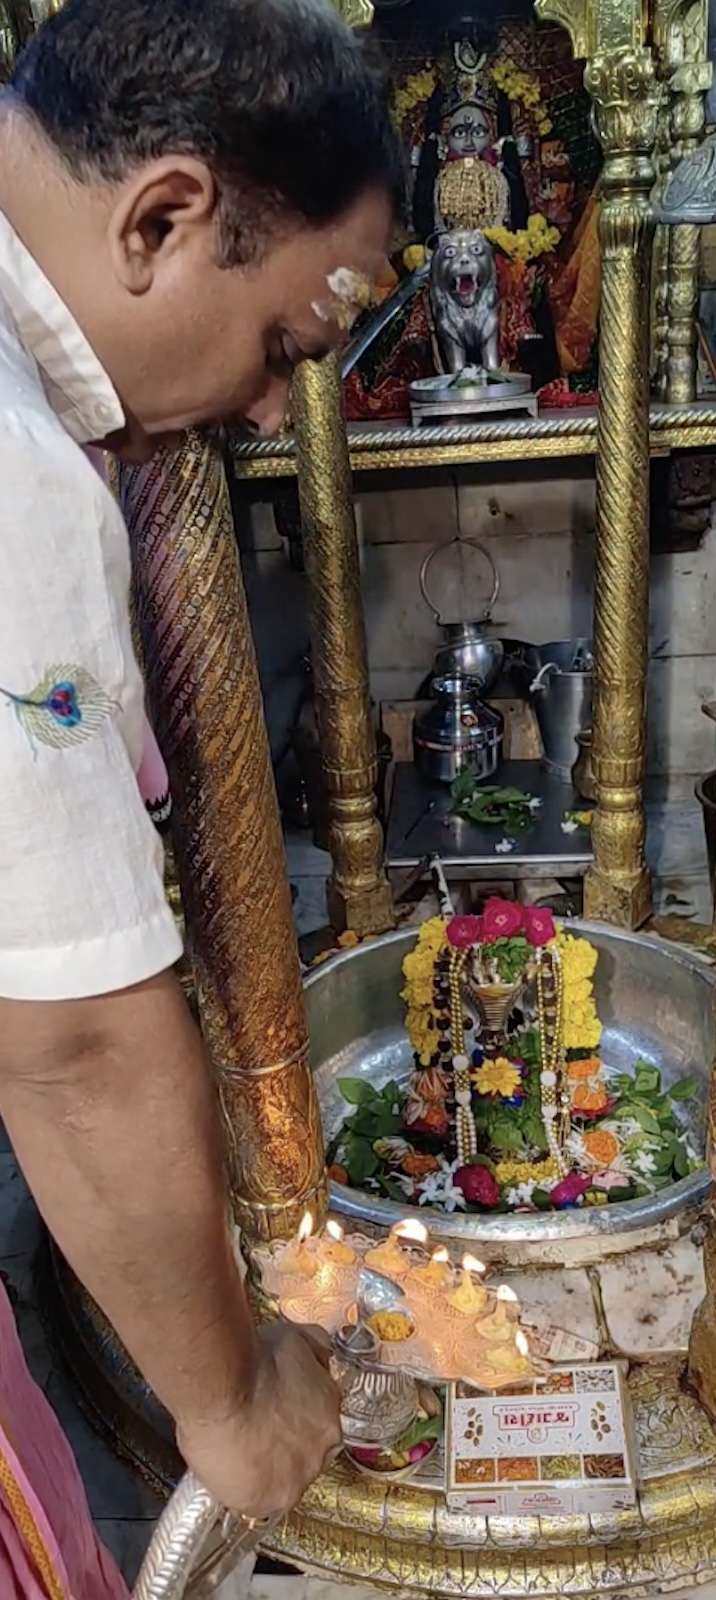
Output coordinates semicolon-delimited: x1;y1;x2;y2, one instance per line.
449;948;477;1166
536;947;568;1176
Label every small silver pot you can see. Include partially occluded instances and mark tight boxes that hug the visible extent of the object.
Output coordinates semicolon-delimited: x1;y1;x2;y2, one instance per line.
420;538;504;694
413;676;504;784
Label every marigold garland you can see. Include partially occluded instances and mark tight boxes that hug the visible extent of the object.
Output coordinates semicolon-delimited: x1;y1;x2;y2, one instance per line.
555;930;603;1051
490;61;553;136
401;916;448;1065
485;213;561;264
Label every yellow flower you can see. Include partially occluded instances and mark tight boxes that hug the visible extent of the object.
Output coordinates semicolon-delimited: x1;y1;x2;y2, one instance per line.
401;973;434;1008
418;916;448;954
402;948;433;982
403;243;427;273
393;68;437;123
405;1006;437;1066
484;213;560;263
556;932;598;982
495;1156;559;1186
338;930;360;949
475;1056;522;1099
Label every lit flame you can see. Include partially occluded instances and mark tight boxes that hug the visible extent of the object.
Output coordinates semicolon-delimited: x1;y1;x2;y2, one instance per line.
326;1220;344;1243
496;1284;518;1303
462;1254;487;1276
515;1330;529;1357
393;1219;429;1244
431;1247;449;1265
298;1211;314;1244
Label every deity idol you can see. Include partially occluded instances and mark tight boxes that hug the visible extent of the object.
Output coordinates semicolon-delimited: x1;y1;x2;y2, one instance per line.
413;39;529;243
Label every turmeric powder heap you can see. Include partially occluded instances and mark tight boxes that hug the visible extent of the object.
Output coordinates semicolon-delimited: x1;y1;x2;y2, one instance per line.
366;1310;413;1343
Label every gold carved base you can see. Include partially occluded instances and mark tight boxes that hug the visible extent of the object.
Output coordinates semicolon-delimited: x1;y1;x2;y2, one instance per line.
42;1243;716;1600
688;1294;716;1419
327;875;395;938
583;863;653;930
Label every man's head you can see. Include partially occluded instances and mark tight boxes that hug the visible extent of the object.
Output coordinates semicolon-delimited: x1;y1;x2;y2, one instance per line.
4;0;402;458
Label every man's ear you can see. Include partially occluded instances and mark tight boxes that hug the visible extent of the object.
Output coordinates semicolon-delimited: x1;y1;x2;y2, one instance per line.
106;156;216;293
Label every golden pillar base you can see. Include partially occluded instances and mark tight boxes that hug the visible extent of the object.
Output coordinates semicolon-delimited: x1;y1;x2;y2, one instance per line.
327;871;395;940
583;861;652;928
291;355;394;938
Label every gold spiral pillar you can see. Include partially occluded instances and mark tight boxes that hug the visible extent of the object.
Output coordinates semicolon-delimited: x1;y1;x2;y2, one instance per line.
120;435;327;1244
291;354;394;935
539;0;659;929
653;0;711;404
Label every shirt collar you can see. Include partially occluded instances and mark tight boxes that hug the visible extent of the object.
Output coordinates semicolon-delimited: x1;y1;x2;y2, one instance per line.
0;209;125;445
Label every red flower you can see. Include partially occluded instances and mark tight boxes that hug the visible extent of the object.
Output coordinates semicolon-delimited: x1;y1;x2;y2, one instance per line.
454;1164;500;1208
551;1173;591;1208
523;906;556;947
447;915;484;950
576;1097;617;1122
482;898;524;942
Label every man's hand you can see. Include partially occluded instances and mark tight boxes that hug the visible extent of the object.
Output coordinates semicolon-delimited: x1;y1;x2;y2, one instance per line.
177;1323;342;1520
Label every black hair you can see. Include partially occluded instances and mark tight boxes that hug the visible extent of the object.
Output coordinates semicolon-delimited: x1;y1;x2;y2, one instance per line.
10;0;405;262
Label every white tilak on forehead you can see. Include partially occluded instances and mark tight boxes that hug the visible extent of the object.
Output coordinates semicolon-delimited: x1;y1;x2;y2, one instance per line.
311;266;372;330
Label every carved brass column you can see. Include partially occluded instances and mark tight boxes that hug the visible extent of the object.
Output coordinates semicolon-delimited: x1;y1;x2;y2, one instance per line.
653;0;711;403
291;354;394;935
120;435;326;1244
537;1;659;928
585;49;659;926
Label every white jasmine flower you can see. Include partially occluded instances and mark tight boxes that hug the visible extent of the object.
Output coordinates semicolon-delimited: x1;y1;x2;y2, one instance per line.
506;1180;537;1206
416;1162;467;1212
528;796;542;812
561;818;579;835
567;1132;589;1169
495;838;515;854
632;1149;657;1176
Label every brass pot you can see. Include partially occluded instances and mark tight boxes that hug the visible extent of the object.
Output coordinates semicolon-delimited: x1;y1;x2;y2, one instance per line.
571;728;597;802
467;978;526;1039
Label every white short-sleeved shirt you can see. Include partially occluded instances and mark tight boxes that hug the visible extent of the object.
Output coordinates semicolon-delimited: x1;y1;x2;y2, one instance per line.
0;211;183;1000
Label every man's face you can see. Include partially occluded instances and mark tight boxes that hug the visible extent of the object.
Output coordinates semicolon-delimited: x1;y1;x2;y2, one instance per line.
93;173;391;462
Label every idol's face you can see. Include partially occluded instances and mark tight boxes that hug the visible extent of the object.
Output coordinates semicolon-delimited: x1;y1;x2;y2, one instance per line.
446;105;492;160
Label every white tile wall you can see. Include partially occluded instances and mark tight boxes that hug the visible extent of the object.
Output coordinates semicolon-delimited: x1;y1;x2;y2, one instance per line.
243;464;716;789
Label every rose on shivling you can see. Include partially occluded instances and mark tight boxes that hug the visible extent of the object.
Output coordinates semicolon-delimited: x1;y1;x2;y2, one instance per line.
482;898;524;940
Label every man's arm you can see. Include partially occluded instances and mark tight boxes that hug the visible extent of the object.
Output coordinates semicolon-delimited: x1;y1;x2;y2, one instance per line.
0;973;342;1517
0;972;255;1431
0;430;340;1515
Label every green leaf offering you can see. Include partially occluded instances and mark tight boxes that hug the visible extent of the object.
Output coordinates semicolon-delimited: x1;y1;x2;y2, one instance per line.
669;1074;698;1102
450;782;536;833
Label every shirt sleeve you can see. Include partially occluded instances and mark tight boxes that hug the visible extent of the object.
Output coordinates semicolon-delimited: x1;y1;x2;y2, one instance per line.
0;413;183;1000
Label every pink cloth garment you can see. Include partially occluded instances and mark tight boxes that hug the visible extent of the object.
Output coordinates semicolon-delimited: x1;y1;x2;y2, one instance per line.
83;447;171;813
0;1278;129;1598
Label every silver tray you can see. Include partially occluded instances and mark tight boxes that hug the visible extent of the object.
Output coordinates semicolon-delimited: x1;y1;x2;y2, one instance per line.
305;922;712;1265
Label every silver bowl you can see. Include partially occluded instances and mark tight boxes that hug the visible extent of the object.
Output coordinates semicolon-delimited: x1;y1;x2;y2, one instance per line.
305;922;712;1267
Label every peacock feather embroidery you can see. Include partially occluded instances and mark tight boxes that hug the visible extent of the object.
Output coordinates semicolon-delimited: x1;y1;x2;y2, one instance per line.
0;666;118;751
